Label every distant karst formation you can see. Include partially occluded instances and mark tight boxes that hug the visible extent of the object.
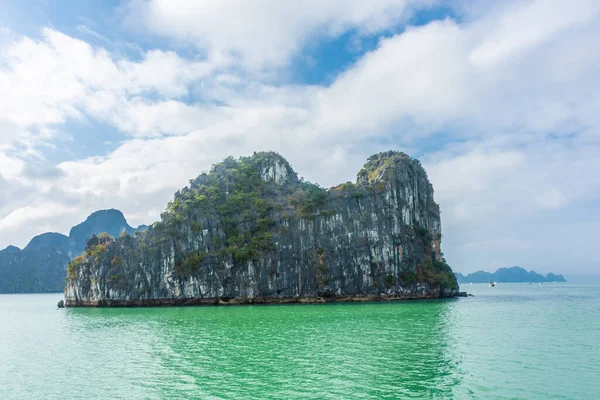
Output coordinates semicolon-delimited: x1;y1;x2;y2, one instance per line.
0;210;146;293
455;266;566;283
65;151;459;307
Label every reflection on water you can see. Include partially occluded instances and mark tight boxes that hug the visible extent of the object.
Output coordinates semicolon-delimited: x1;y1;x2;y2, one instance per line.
1;285;600;399
63;300;459;399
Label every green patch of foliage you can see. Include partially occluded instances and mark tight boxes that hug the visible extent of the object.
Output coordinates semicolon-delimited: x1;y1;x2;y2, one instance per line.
160;153;291;266
106;271;128;290
332;181;357;192
401;271;417;285
175;251;207;276
319;210;336;217
230;231;275;264
405;224;458;290
67;256;84;280
328;181;363;201
86;242;109;264
367;181;387;193
190;221;203;232
138;152;338;273
414;259;458;290
415;225;432;246
360;151;411;182
357;168;368;182
289;182;329;218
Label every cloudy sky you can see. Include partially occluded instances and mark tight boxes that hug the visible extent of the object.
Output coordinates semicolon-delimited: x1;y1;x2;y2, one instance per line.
0;0;599;275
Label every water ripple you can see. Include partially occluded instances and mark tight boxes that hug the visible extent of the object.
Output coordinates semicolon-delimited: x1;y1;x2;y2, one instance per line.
0;285;599;399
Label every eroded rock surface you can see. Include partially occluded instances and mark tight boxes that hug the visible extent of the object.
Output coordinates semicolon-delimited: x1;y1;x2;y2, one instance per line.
65;151;458;307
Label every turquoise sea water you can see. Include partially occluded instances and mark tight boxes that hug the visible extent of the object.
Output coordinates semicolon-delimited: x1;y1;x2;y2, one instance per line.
0;284;599;399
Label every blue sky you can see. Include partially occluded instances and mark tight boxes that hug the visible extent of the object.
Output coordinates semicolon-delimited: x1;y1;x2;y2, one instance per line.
1;0;599;275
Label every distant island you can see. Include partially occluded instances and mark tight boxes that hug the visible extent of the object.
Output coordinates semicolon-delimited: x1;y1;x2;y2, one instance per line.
0;210;147;294
455;266;566;283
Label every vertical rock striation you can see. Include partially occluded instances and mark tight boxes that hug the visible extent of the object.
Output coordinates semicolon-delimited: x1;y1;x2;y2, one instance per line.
65;151;458;307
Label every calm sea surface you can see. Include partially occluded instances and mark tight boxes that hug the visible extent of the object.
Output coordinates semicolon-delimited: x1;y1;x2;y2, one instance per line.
0;284;599;399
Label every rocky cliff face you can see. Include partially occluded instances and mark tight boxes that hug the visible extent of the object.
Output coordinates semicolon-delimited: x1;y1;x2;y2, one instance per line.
65;151;458;307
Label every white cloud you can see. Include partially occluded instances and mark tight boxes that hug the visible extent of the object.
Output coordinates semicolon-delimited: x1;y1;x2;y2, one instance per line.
315;19;472;137
0;28;221;149
314;1;600;142
425;135;600;273
0;152;24;181
426;149;525;204
470;0;600;66
1;0;599;276
126;0;433;70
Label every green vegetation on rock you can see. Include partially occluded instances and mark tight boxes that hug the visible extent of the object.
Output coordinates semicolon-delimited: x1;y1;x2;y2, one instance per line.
358;151;412;182
161;153;289;265
67;256;84;280
158;152;333;266
406;224;458;290
65;150;460;305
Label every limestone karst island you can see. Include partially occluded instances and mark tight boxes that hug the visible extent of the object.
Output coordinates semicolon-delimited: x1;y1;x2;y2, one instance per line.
64;151;459;307
4;2;598;398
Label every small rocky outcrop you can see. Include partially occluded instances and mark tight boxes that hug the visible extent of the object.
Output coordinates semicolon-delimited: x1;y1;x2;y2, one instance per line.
65;151;459;307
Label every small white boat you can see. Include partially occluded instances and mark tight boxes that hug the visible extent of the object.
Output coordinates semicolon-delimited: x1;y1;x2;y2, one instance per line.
488;282;495;287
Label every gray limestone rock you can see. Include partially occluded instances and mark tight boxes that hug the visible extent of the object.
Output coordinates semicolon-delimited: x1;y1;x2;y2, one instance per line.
65;151;458;307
